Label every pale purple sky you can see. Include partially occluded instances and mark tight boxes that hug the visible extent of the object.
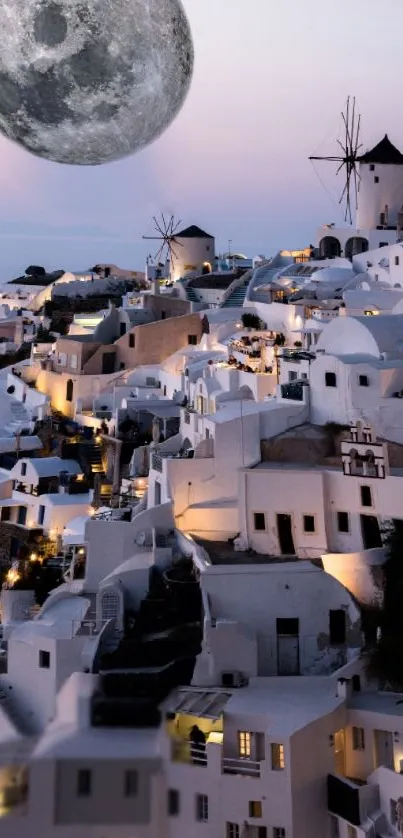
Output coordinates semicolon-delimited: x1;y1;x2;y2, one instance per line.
0;0;402;279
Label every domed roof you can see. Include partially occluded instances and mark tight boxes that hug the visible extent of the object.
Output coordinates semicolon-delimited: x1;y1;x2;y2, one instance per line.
93;305;121;344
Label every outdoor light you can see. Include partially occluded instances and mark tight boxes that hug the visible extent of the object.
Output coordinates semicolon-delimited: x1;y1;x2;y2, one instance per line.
30;553;37;562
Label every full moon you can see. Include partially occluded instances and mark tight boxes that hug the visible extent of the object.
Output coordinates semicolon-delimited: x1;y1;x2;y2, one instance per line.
0;0;193;165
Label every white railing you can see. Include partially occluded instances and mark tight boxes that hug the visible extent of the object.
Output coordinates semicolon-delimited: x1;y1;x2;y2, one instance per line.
171;738;208;766
222;757;261;777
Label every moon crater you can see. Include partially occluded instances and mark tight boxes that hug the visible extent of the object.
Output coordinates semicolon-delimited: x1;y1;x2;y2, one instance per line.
0;0;194;165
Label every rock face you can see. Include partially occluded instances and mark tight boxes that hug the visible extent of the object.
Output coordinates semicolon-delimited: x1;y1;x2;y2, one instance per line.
0;0;194;165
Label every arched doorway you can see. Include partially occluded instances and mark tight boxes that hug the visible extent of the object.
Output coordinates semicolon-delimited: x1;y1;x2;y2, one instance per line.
344;237;369;260
319;237;341;259
66;379;74;402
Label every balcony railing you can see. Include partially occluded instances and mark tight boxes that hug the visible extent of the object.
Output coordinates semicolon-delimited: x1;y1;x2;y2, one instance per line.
152;453;163;472
171;738;208;766
222;757;261;777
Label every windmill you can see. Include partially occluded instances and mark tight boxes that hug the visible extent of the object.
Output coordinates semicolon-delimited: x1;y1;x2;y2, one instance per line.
309;97;362;225
142;214;183;278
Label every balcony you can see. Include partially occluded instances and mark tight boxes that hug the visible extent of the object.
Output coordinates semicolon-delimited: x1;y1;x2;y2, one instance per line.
327;774;364;827
222;757;261;778
171;738;208;766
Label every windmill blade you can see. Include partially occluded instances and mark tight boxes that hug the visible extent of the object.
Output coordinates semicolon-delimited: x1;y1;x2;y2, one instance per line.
155;243;166;264
171;218;182;234
170;236;184;249
309;155;344;162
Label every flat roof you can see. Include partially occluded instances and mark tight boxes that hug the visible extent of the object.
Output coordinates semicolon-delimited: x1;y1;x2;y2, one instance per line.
349;691;403;717
225;676;345;736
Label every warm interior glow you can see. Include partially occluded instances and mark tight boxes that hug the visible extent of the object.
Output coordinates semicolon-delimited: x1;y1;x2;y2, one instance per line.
6;569;19;586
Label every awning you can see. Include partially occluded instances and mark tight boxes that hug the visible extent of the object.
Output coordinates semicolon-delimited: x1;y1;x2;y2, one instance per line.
168;690;231;719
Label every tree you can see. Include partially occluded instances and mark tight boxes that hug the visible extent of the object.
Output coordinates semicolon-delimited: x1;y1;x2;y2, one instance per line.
365;520;403;687
241;312;261;330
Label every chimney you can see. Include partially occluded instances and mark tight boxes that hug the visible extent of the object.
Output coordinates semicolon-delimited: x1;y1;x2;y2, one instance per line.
336;677;352;700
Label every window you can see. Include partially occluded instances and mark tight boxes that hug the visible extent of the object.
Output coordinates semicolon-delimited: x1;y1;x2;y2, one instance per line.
258;830;267;838
289;370;297;382
370;164;375;171
347;826;357;838
188;335;198;345
358;374;369;387
0;507;10;522
271;743;285;770
20;462;27;476
129;333;135;348
120;322;126;336
396;256;400;266
120;362;125;370
360;485;372;507
77;769;92;797
301;372;308;379
337;511;349;533
66;378;73;402
38;505;45;526
39;650;50;668
249;801;262;818
161;311;166;319
329;815;340;838
17;506;27;526
226;824;240;838
168;789;180;816
124;769;138;797
329;609;346;645
273;830;286;838
303;515;315;533
374;176;379;183
352;726;365;751
253;513;266;532
238;731;251;757
196;794;208;822
325;371;337;387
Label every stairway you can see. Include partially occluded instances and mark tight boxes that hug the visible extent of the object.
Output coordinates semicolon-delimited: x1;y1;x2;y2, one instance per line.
221;280;250;308
186;286;198;302
3;398;33;435
87;442;104;475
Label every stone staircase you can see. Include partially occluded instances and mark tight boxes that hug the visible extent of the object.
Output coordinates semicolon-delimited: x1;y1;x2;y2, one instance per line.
221;279;250;308
3;398;33;435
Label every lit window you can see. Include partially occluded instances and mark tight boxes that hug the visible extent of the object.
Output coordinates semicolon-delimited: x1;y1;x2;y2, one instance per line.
352;727;365;751
196;794;208;822
238;731;251;758
124;769;138;797
253;513;266;532
77;769;91;797
303;515;315;533
271;743;285;770
226;824;240;838
249;801;262;818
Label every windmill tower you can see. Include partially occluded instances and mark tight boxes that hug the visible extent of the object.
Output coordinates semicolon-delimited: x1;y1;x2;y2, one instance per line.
310;97;403;254
143;214;184;283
